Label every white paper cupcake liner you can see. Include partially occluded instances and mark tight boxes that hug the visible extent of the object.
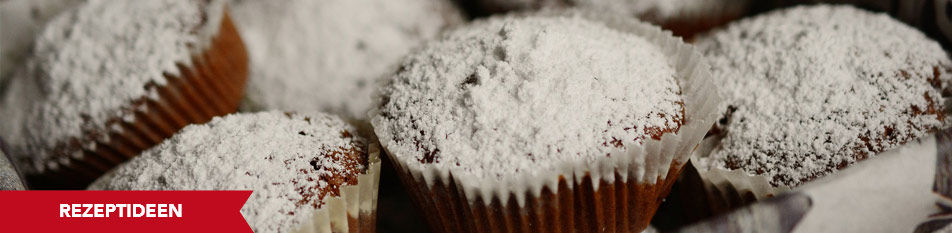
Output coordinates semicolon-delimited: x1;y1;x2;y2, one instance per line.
686;158;790;214
294;143;382;233
676;101;952;219
659;134;790;224
672;130;951;232
374;9;723;233
672;126;951;232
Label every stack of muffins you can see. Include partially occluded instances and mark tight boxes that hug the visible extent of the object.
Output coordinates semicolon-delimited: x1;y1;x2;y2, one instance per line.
1;0;950;232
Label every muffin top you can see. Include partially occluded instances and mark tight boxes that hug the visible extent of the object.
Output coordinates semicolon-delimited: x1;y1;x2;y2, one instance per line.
0;0;225;173
231;0;463;119
696;5;952;187
372;14;683;181
90;111;368;233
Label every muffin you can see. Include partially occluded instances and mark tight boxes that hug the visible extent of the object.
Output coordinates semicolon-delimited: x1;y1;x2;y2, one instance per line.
370;10;720;233
464;0;750;39
90;111;381;233
0;0;248;189
0;0;80;85
230;0;463;120
657;5;952;227
695;4;952;188
654;6;952;224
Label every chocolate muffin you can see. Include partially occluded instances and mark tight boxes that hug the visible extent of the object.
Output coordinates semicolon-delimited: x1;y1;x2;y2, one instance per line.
695;5;952;187
90;111;381;233
0;0;248;189
371;10;720;233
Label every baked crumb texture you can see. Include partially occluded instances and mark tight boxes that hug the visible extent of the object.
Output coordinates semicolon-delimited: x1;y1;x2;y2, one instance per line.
697;5;952;187
372;10;721;233
90;112;380;233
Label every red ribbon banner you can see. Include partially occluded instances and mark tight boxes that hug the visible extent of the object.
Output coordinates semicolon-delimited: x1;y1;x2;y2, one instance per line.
0;191;252;232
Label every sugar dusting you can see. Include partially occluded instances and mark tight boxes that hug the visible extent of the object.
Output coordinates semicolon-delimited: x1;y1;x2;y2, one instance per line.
230;0;462;119
372;15;682;180
696;5;952;187
0;0;223;174
89;111;368;233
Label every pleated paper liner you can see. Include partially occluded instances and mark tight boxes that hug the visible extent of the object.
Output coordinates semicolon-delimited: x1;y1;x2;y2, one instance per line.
373;9;722;233
692;135;790;210
916;127;952;232
652;159;789;230
670;129;951;232
389;155;685;233
696;161;791;211
293;143;382;233
657;104;952;230
28;11;249;190
651;135;789;230
937;126;952;201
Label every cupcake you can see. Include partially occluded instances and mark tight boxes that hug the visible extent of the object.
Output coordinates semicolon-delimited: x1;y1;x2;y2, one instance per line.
370;10;720;233
0;0;249;189
90;111;382;233
463;0;751;39
0;0;80;84
697;4;952;188
666;4;952;222
230;0;463;120
671;127;952;233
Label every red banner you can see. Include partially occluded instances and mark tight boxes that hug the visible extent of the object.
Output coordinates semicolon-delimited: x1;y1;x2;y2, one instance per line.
0;191;252;232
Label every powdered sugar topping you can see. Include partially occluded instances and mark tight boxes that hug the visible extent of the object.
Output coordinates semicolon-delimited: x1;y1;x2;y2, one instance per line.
0;0;224;173
372;15;683;181
231;0;462;119
696;5;952;187
89;111;368;233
